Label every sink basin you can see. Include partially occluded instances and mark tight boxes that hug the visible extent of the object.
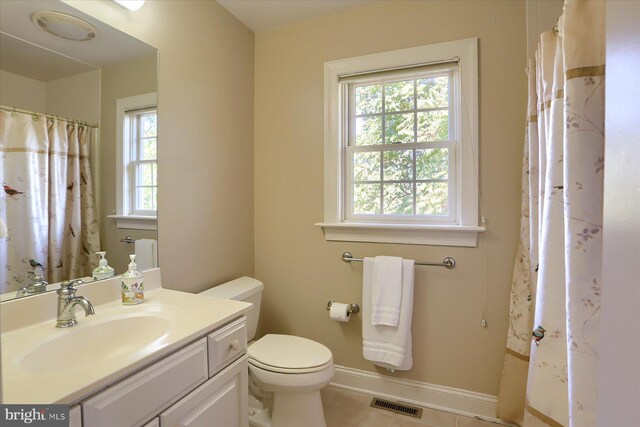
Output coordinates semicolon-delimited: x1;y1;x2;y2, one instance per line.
20;315;171;374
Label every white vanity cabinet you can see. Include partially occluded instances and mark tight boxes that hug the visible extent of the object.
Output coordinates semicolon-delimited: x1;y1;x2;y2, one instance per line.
82;317;248;427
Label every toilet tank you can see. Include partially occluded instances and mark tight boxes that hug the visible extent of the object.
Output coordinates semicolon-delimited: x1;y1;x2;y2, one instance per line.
199;277;263;341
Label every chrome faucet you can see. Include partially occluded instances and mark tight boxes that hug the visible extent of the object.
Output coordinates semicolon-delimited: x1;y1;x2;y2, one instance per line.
56;280;95;328
16;271;48;297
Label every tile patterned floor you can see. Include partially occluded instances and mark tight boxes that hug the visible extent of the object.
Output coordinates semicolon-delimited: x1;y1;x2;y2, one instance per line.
321;386;507;427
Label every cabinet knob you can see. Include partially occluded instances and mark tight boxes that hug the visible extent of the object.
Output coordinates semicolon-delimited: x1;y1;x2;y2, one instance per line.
230;339;241;351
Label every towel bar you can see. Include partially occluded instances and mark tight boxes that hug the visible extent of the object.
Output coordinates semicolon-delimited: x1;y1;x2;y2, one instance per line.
341;251;456;269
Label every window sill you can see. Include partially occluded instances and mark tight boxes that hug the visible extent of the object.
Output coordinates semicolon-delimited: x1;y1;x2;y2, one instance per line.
108;215;157;231
315;222;485;247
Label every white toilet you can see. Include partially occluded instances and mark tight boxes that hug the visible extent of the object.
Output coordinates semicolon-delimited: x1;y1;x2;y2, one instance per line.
200;277;334;427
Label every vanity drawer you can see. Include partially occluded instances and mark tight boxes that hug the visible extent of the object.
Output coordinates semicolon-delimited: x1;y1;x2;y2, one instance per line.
207;317;247;376
83;338;208;427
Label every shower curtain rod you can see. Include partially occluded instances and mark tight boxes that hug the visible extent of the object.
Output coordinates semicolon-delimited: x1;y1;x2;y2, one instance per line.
0;105;99;129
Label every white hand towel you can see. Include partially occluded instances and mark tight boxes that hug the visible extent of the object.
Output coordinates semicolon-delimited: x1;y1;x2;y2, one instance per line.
371;256;403;326
362;257;415;370
135;239;157;271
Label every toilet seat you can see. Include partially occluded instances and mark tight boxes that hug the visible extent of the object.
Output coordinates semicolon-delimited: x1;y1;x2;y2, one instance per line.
249;357;333;374
248;334;333;374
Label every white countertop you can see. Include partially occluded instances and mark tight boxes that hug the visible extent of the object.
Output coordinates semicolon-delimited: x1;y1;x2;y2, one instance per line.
1;270;251;404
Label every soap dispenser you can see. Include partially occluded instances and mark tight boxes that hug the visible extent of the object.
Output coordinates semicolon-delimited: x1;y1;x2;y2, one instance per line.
121;254;144;305
93;251;115;280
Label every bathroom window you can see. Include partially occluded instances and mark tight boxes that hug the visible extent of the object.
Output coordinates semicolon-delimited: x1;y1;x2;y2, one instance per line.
318;39;484;246
344;66;456;222
109;92;158;230
126;107;158;215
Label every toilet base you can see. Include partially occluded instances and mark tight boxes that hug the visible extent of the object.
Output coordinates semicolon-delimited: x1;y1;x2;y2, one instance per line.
249;374;272;427
248;405;271;427
248;379;328;427
272;390;327;427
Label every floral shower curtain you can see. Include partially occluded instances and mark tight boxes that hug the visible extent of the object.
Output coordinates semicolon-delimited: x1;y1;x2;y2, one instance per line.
497;1;605;426
0;109;100;292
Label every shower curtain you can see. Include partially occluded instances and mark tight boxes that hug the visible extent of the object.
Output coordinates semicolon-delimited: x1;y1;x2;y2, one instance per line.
0;109;100;292
497;1;605;426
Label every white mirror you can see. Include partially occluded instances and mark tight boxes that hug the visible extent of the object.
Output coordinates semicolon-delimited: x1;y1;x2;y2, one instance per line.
0;0;158;301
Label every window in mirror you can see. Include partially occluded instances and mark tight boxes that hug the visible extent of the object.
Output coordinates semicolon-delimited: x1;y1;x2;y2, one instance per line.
126;107;157;215
110;92;158;230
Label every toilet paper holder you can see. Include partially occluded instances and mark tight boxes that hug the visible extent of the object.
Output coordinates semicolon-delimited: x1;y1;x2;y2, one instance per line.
326;300;360;314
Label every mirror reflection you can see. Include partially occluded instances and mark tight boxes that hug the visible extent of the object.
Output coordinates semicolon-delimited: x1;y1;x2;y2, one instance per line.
0;0;158;301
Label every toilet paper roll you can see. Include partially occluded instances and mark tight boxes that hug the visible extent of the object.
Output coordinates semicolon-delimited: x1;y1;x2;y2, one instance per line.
329;302;351;323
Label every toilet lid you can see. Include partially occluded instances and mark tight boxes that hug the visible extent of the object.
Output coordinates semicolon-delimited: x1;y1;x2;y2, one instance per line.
248;334;332;370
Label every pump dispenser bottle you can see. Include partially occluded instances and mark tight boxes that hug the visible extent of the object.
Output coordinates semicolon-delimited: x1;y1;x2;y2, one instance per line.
121;254;144;305
93;252;115;280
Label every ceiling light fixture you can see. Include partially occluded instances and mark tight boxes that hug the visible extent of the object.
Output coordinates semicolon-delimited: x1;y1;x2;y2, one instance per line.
32;11;97;42
112;0;146;11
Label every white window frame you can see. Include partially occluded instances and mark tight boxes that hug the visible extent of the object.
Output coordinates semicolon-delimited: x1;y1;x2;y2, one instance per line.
108;92;158;230
344;66;457;223
127;107;158;216
316;38;484;247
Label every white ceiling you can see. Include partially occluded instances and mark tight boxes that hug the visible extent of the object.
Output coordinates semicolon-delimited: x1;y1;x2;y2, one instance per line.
217;0;378;32
0;33;97;82
0;0;156;82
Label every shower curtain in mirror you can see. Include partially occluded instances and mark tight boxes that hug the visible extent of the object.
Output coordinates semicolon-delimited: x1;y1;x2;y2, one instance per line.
0;110;100;293
497;1;605;426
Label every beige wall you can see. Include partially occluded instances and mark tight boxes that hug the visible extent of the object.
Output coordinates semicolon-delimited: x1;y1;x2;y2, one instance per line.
0;70;46;112
100;55;158;274
64;0;255;290
46;69;101;125
0;68;99;124
254;1;526;396
526;0;564;58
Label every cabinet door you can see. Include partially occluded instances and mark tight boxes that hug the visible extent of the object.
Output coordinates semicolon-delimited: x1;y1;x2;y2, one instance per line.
160;355;248;427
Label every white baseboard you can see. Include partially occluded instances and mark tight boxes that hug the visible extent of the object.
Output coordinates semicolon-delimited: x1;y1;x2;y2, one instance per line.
330;365;498;420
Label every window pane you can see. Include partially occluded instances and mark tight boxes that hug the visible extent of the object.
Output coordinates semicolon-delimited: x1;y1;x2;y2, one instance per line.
138;163;154;186
383;183;413;215
141;113;157;137
417;110;448;141
385;113;414;143
152;163;157;185
383;150;413;181
137;187;154;211
416;182;448;215
354;152;380;181
153;162;158;187
417;76;448;109
356;116;383;146
356;84;382;115
353;183;381;215
416;148;448;180
384;80;414;112
141;138;157;160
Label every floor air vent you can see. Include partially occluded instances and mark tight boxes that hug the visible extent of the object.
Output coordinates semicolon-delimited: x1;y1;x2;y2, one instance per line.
370;397;423;419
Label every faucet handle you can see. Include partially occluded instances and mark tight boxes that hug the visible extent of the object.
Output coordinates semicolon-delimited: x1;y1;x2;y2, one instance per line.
27;271;46;282
59;279;84;294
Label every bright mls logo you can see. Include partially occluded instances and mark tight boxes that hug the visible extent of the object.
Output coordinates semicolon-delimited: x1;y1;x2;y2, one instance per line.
1;405;68;426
